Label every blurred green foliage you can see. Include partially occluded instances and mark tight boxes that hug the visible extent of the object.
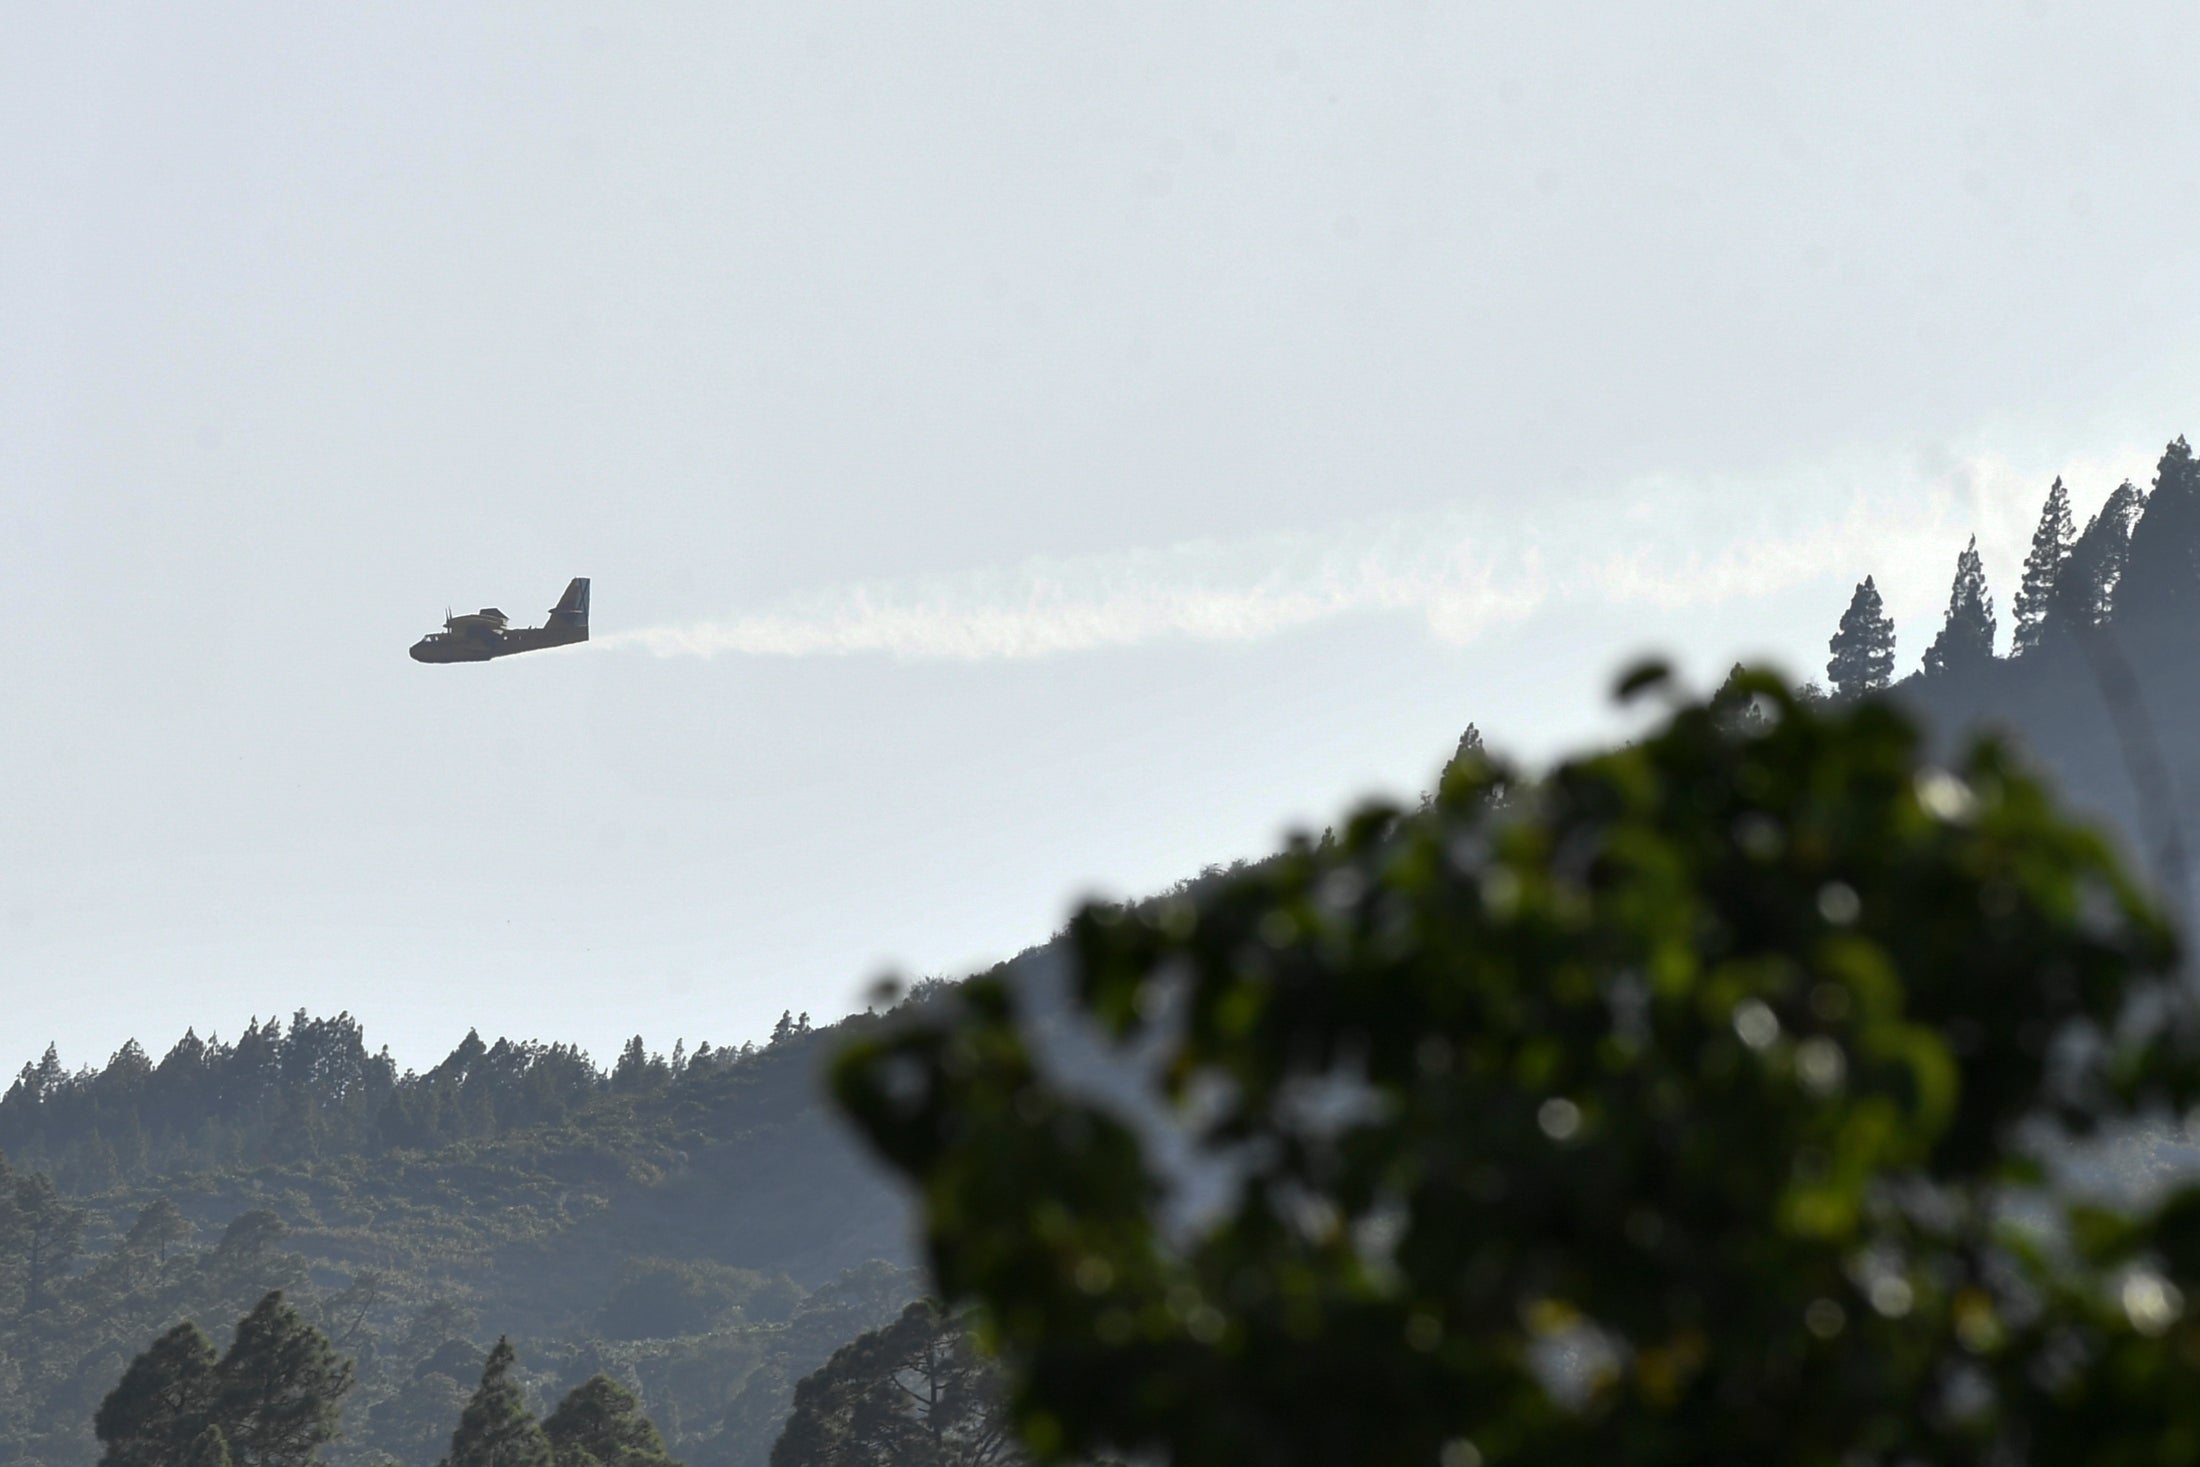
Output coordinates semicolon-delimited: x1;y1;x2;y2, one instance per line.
836;667;2200;1466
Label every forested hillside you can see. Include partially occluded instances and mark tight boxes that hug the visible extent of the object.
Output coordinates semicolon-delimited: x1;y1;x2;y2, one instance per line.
0;1013;923;1466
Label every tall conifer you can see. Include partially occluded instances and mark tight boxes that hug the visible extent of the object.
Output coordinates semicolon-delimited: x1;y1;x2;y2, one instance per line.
771;1302;1013;1467
2051;480;2146;632
543;1375;679;1467
2012;477;2075;654
212;1291;353;1467
14;1169;84;1307
2115;436;2200;628
1921;536;1996;675
1825;576;1896;698
94;1321;219;1467
443;1337;552;1467
123;1197;194;1266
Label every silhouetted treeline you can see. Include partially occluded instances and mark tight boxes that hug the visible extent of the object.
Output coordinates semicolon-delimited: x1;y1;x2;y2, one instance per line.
1813;434;2200;893
1828;434;2200;694
0;1010;812;1190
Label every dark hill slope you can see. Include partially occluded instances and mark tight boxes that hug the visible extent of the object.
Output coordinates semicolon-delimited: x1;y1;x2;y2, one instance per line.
1892;619;2200;893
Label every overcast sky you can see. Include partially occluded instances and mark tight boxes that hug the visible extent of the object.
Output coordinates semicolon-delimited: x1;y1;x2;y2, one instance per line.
7;4;2200;1071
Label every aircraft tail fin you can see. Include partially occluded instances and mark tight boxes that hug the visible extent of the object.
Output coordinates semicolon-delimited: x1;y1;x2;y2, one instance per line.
547;577;590;641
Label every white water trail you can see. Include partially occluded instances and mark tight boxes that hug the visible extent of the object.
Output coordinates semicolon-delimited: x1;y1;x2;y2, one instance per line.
600;443;2164;664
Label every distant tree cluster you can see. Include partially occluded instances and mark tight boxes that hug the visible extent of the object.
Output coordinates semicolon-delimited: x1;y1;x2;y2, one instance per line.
0;1002;920;1467
0;1111;916;1467
1825;435;2200;694
432;1337;680;1467
95;1312;685;1467
0;1184;328;1465
0;1012;782;1190
94;1291;352;1467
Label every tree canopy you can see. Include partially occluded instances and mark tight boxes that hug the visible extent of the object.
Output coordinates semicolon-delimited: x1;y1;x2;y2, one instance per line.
214;1291;353;1466
835;666;2200;1466
770;1301;1017;1467
544;1374;680;1467
185;1425;235;1467
94;1321;218;1467
442;1337;551;1467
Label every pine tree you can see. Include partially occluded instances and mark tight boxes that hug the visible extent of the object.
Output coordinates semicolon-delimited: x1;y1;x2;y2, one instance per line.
612;1037;651;1091
2051;479;2147;632
211;1291;353;1467
771;1301;1016;1467
122;1197;194;1266
213;1209;286;1265
13;1169;85;1308
95;1321;219;1467
2011;477;2075;654
1428;724;1493;812
543;1374;679;1467
1921;536;1997;676
1825;576;1896;698
20;1042;65;1100
2116;435;2200;628
443;1337;552;1467
320;1268;388;1351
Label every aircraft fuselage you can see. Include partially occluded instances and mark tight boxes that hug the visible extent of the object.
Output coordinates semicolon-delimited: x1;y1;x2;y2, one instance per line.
411;578;590;663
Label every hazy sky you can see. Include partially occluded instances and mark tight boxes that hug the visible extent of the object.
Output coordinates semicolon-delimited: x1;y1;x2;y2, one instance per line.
9;4;2200;1071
